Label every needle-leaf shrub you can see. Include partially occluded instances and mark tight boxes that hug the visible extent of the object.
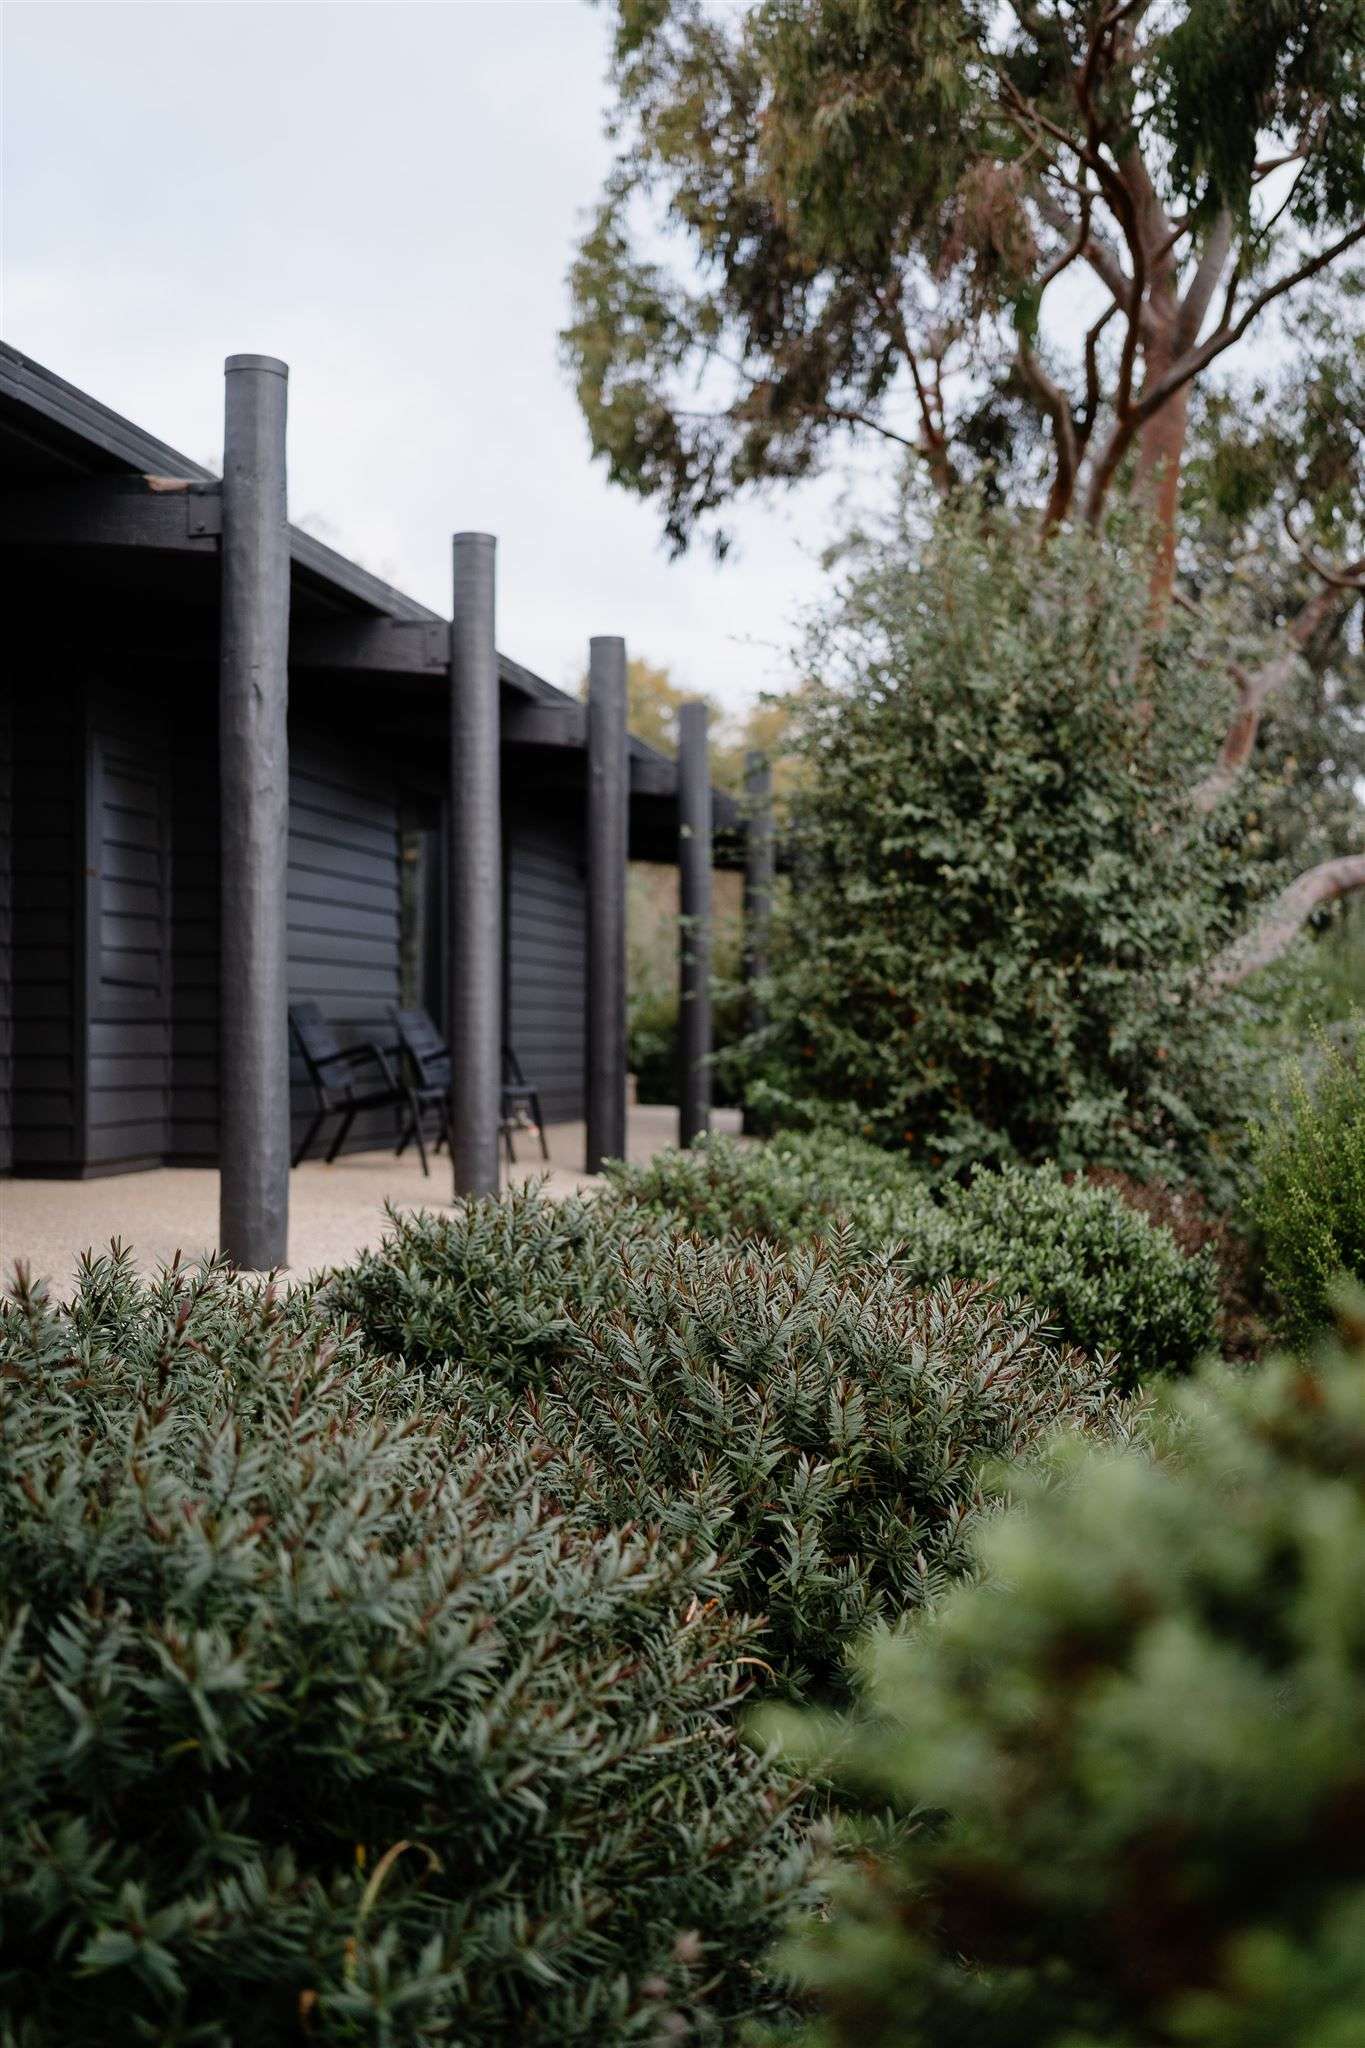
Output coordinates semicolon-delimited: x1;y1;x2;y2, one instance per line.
0;1252;814;2046
1248;1031;1364;1348
604;1139;1217;1381
767;1295;1365;2048
338;1210;1127;1703
325;1183;664;1390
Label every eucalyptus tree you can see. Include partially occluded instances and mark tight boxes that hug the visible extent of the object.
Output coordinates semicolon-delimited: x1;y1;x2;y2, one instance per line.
565;0;1365;973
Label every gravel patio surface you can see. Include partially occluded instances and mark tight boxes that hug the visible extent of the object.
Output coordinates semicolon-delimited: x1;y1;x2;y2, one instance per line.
1;1105;742;1297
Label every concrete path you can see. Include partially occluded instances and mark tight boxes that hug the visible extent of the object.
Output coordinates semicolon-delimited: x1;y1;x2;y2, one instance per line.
1;1105;742;1297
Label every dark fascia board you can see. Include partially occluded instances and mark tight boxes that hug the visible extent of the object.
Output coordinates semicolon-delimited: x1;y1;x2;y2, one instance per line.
0;342;441;626
0;339;734;816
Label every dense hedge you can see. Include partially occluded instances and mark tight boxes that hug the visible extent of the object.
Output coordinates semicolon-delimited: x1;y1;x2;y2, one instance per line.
604;1137;1218;1381
1249;1032;1364;1347
770;1296;1365;2048
0;1254;813;2046
334;1202;1126;1700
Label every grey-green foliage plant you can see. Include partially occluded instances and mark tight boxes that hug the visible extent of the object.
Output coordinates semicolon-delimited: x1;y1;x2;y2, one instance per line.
336;1200;1127;1703
0;1251;813;2047
765;1293;1365;2048
324;1183;660;1390
605;1138;1218;1383
744;506;1271;1191
1248;1029;1365;1347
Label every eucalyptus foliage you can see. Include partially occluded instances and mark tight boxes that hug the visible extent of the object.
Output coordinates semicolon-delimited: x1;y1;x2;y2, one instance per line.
0;1253;813;2045
746;509;1270;1186
768;1294;1365;2048
567;0;1365;556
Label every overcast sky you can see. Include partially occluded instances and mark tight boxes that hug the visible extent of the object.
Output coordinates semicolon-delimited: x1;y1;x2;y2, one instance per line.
2;0;884;715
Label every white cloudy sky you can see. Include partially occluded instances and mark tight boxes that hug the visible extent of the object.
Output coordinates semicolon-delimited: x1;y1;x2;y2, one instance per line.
2;0;887;713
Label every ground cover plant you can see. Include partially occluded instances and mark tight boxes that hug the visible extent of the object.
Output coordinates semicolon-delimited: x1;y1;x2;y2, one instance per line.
605;1136;1218;1384
769;1293;1365;2048
0;1252;813;2046
1248;1031;1365;1349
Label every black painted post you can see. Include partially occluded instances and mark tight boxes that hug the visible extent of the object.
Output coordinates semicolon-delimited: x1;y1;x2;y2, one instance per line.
741;749;774;1135
677;699;712;1147
449;532;501;1196
218;354;290;1270
586;635;628;1171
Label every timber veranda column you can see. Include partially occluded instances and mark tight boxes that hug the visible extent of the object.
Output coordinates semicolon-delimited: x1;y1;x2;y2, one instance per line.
586;634;628;1172
677;698;712;1147
449;532;502;1196
218;353;291;1271
741;748;774;1137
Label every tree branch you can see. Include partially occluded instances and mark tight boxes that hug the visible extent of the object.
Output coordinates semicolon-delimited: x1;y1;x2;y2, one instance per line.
1016;338;1079;527
1188;570;1362;813
1131;222;1365;430
1206;854;1365;992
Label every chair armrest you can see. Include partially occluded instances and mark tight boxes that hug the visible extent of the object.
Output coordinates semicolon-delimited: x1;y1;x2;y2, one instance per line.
316;1041;399;1090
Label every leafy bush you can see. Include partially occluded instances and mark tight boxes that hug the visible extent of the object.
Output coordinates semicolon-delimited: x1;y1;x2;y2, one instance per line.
886;1163;1219;1383
770;1294;1365;2048
1248;1031;1364;1347
601;1130;922;1244
746;505;1270;1189
0;1253;813;2046
606;1139;1218;1381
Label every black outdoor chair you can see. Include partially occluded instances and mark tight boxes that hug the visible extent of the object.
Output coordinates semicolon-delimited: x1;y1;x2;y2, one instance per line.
288;1001;409;1169
502;1044;550;1167
391;1007;551;1169
390;1006;456;1177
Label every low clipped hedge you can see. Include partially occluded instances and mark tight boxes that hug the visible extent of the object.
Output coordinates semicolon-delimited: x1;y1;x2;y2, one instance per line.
604;1138;1218;1382
333;1201;1126;1700
769;1295;1365;2048
0;1254;813;2046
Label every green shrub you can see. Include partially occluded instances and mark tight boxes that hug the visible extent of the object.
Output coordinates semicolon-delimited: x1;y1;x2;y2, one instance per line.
769;1294;1365;2048
324;1184;658;1390
745;505;1270;1189
1248;1030;1365;1347
601;1130;922;1244
606;1140;1218;1382
0;1253;813;2046
480;1226;1124;1700
885;1162;1219;1383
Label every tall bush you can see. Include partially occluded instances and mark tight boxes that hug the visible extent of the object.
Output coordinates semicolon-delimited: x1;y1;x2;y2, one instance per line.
1248;1030;1365;1347
770;1294;1365;2048
748;506;1269;1187
0;1254;813;2045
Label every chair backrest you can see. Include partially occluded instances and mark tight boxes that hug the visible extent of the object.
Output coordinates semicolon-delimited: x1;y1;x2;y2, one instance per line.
393;1006;450;1087
502;1044;527;1087
289;1000;347;1083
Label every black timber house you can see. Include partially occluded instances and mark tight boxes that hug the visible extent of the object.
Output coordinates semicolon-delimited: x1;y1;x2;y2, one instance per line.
0;343;737;1196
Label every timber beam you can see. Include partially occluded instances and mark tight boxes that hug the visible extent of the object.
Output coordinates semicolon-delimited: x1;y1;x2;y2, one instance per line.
290;616;448;674
0;474;222;550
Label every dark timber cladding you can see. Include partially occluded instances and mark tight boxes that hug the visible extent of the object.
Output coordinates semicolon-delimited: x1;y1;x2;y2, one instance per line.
449;533;501;1197
678;699;713;1146
218;355;290;1271
0;342;749;1201
586;635;628;1171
